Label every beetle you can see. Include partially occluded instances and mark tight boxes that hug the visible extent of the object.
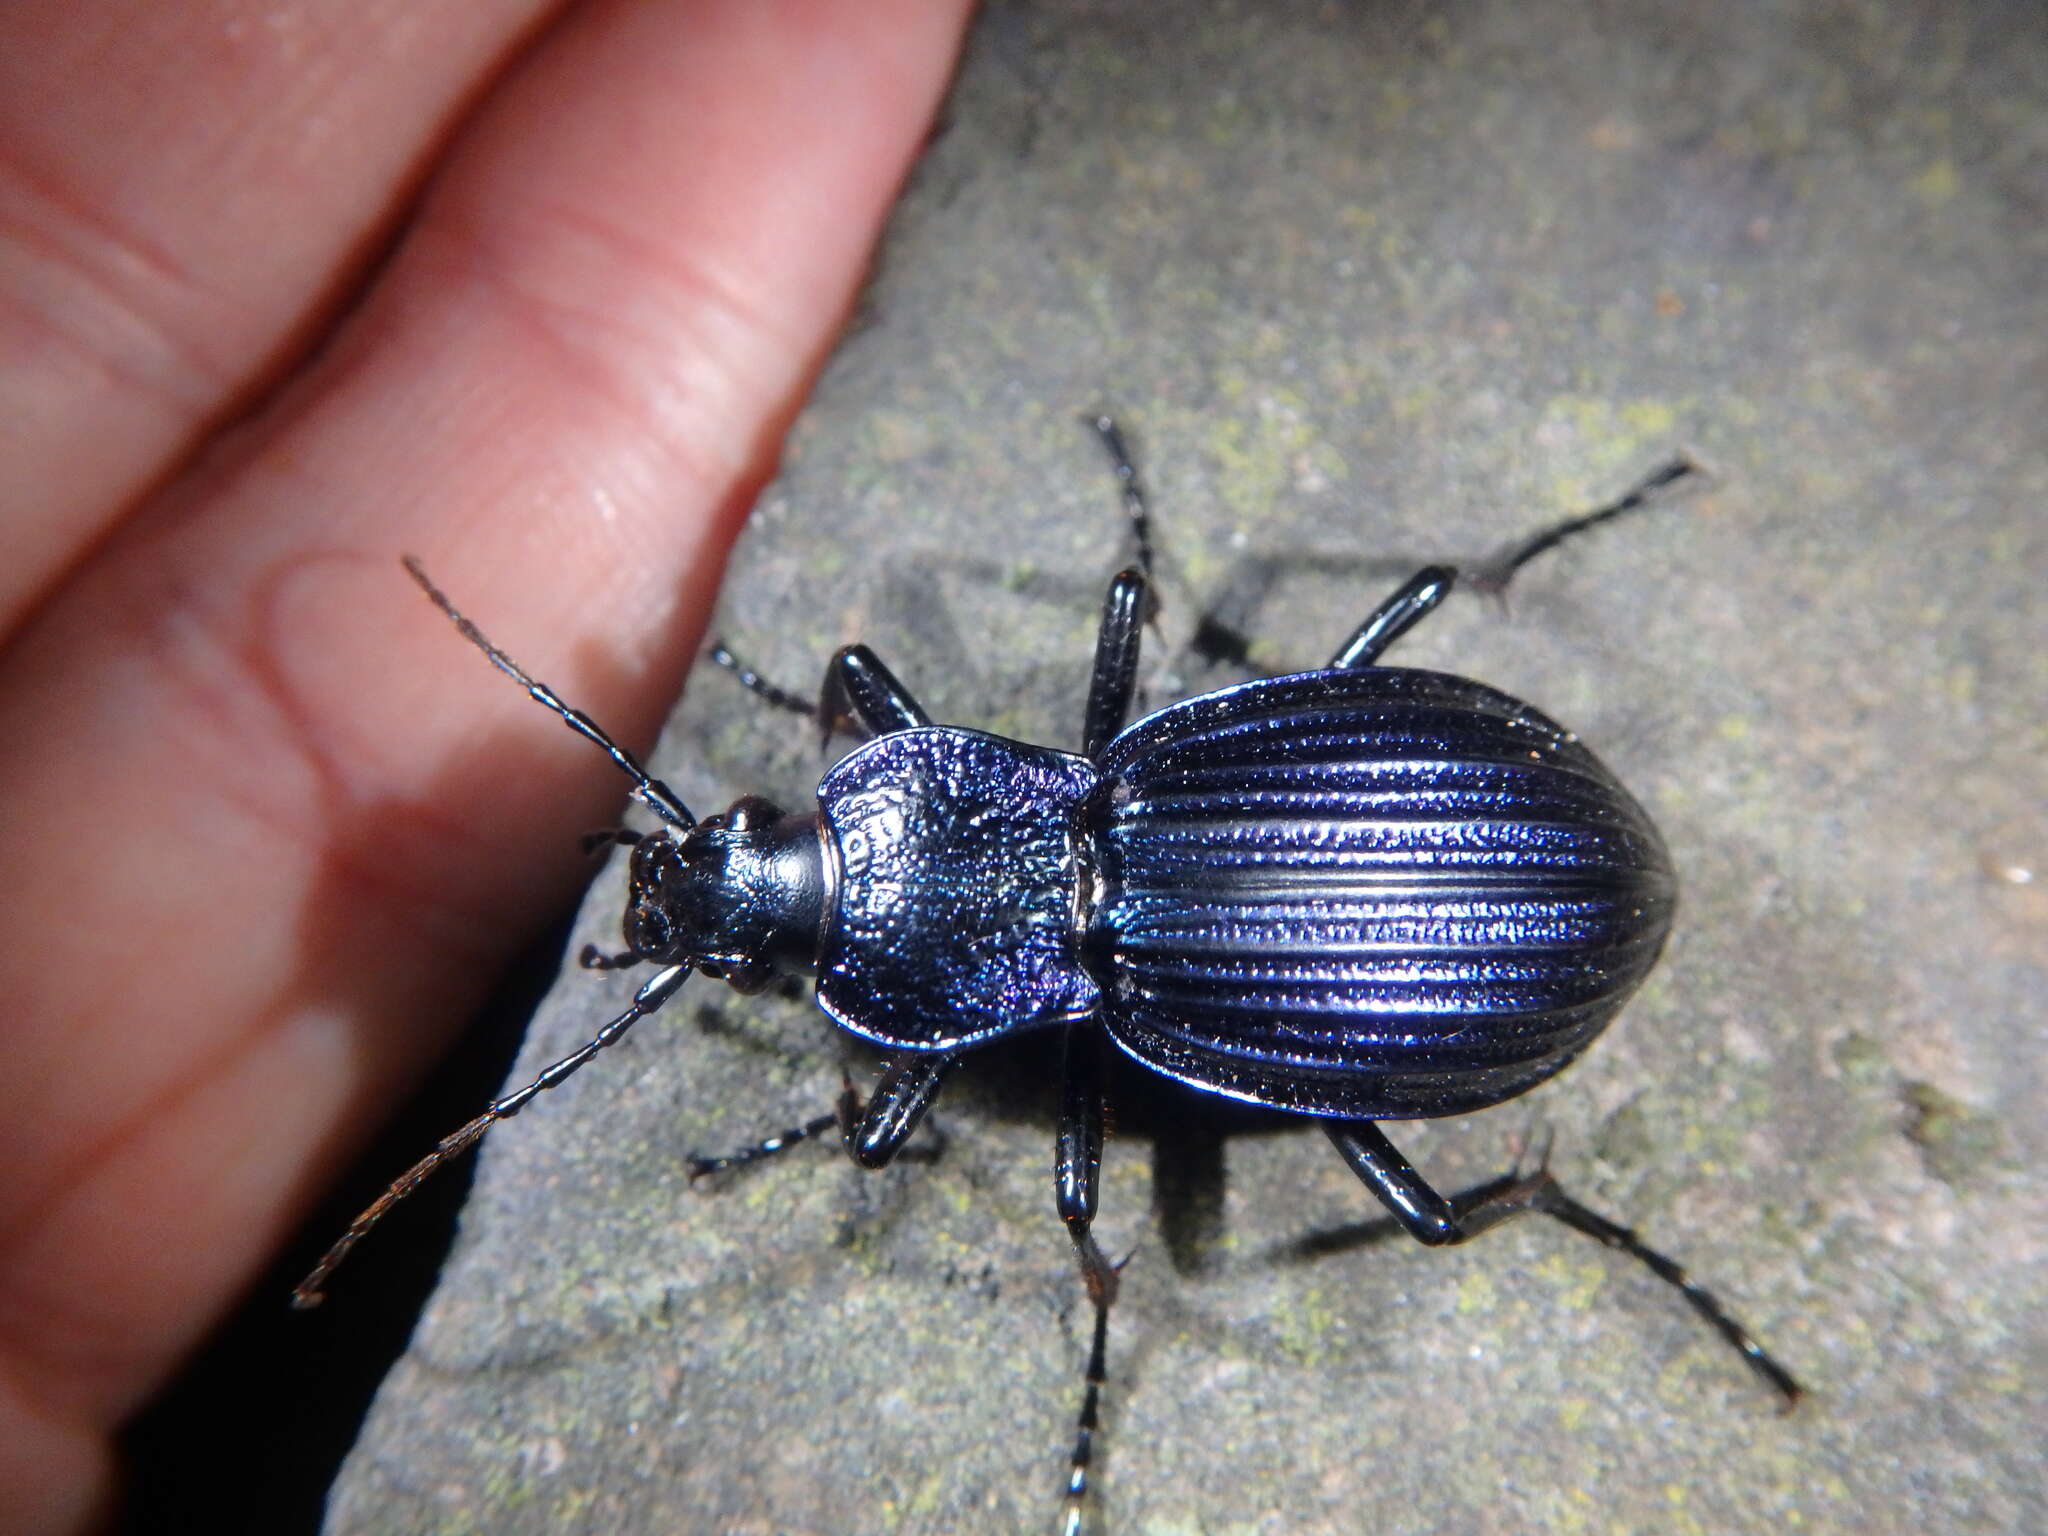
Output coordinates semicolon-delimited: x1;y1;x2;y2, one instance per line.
297;420;1801;1532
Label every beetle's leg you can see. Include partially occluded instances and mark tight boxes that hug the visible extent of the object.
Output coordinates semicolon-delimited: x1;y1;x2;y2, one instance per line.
707;638;886;749
578;835;644;968
1088;415;1155;583
1326;459;1706;666
821;643;932;742
581;826;643;855
1326;566;1458;668
1054;1020;1118;1535
845;1052;956;1168
686;1102;850;1181
1325;1121;1803;1408
687;1054;956;1181
711;639;930;745
708;639;817;718
1082;569;1148;759
711;638;868;752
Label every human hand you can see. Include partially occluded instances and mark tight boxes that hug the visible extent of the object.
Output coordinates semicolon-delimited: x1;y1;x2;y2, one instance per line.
0;3;970;1528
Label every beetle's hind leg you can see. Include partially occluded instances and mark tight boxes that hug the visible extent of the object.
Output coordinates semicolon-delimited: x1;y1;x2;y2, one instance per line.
1082;569;1148;759
1327;566;1459;668
1087;414;1155;583
1467;456;1704;595
1325;458;1706;668
1324;1120;1803;1408
1053;1020;1121;1535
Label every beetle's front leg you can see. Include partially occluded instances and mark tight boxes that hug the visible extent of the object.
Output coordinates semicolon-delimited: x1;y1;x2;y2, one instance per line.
844;1052;954;1167
707;640;818;719
820;643;932;740
686;1107;846;1181
710;640;931;746
1324;1120;1803;1407
686;1056;954;1180
1054;1019;1118;1535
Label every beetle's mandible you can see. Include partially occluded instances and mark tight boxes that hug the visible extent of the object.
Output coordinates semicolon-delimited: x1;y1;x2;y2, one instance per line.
298;420;1801;1532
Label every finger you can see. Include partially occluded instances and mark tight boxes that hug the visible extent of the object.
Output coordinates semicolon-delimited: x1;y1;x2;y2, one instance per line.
0;0;970;1516
0;0;567;640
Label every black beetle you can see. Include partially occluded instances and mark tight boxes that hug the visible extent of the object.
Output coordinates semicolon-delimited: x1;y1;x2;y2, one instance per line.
297;420;1801;1531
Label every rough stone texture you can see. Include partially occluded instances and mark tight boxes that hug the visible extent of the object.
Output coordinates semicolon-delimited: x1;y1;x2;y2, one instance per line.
325;2;2045;1532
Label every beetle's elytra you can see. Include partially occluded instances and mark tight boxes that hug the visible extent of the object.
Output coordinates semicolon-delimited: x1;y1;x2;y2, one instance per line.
300;420;1800;1532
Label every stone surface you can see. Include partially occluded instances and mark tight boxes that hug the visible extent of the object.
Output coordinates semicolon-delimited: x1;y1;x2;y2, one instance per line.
325;2;2046;1532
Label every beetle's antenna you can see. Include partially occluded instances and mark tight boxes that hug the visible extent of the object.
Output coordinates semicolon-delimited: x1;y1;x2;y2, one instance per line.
292;963;690;1308
402;557;694;829
1472;456;1708;593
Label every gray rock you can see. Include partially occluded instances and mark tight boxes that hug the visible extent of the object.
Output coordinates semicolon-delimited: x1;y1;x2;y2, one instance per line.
326;2;2047;1532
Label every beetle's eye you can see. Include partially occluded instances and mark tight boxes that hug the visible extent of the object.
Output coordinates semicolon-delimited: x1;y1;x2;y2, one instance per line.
726;795;781;832
632;907;672;954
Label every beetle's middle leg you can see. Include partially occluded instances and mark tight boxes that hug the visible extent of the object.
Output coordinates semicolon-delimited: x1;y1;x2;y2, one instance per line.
686;1108;845;1180
1323;1120;1803;1407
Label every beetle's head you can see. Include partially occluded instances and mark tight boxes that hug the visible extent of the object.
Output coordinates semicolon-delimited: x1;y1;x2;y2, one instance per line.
622;795;824;993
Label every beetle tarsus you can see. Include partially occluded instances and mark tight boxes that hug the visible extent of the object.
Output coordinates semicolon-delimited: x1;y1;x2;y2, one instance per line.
1328;1120;1803;1408
1469;455;1707;595
1525;1181;1805;1408
709;640;817;720
1057;1283;1113;1536
684;1109;843;1182
1088;413;1156;584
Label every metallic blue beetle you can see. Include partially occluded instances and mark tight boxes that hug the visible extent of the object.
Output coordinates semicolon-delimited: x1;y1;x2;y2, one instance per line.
297;424;1799;1529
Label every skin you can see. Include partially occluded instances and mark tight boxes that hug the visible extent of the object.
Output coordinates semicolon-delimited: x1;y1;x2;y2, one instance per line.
0;2;974;1529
